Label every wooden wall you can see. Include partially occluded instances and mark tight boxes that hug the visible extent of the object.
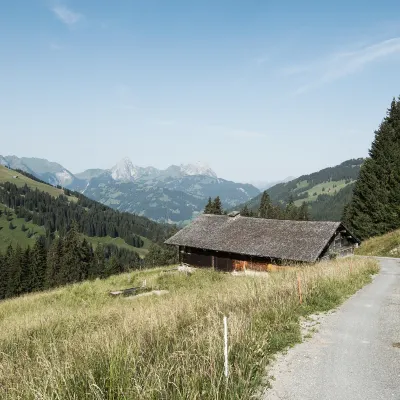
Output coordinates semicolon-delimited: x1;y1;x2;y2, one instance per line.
179;246;278;272
320;230;358;260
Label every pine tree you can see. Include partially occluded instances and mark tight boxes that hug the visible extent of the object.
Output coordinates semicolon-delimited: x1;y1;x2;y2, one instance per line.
31;237;47;291
0;245;13;299
258;191;272;219
59;222;82;284
6;244;23;297
20;246;33;294
346;97;400;239
45;237;63;288
204;197;213;214
285;195;297;220
0;250;4;299
106;256;122;277
79;238;93;281
298;202;310;221
212;196;223;215
90;244;107;278
240;205;251;216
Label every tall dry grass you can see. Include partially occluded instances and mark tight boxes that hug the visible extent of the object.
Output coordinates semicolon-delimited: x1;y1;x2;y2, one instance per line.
356;228;400;257
0;258;378;399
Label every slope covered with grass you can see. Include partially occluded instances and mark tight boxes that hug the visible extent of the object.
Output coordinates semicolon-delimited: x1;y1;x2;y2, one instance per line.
0;165;75;200
0;165;180;258
356;229;400;257
0;205;45;252
0;204;150;256
0;257;378;399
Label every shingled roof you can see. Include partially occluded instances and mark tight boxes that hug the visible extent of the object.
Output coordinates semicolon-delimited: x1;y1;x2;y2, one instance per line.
165;215;355;263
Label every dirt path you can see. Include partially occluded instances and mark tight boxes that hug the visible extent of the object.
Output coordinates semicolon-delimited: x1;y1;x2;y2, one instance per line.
263;258;400;400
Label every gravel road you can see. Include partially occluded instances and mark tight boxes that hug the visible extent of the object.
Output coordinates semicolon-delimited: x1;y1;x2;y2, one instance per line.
263;258;400;400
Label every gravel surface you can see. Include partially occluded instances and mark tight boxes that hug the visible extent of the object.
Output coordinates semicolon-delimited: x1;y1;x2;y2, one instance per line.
263;258;400;400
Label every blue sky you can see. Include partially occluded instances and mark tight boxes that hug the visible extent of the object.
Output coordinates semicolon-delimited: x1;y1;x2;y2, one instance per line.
2;1;400;183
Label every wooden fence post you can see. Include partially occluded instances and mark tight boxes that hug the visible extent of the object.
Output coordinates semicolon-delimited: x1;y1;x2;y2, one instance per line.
223;316;229;380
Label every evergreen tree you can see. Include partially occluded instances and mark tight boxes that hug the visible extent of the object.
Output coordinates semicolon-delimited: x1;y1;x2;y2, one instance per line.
79;238;93;281
7;244;23;297
298;202;310;221
106;256;122;277
240;205;254;217
20;246;33;294
59;222;83;284
258;191;272;219
240;205;250;216
31;237;47;291
204;197;213;214
0;245;13;299
0;251;4;299
91;244;107;278
45;237;63;288
284;195;297;220
212;196;223;215
346;97;400;239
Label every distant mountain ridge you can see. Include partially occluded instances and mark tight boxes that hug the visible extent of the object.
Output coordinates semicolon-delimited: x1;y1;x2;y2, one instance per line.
1;155;260;224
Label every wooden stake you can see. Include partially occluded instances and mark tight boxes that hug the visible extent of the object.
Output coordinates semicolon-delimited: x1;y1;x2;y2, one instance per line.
297;273;302;304
223;316;229;380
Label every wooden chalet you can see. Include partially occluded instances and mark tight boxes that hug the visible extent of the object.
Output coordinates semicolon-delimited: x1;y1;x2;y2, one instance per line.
164;213;360;271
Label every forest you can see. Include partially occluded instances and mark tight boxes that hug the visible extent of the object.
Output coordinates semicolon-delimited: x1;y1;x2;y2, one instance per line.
205;194;310;220
345;97;400;239
0;177;178;300
0;180;177;245
0;222;177;300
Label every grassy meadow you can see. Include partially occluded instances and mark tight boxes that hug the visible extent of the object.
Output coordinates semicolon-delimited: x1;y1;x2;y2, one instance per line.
0;205;45;252
356;229;400;257
86;235;151;258
0;165;76;201
294;179;354;206
0;257;378;399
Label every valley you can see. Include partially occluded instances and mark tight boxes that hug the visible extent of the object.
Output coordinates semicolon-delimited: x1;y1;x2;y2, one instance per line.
1;156;260;225
0;154;364;224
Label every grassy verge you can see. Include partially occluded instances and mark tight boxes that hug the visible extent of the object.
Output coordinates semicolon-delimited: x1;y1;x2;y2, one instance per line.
0;257;378;399
356;229;400;257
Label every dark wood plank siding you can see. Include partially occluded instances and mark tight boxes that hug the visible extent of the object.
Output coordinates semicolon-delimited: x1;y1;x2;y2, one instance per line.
215;256;233;271
181;247;213;267
320;230;358;259
180;247;276;271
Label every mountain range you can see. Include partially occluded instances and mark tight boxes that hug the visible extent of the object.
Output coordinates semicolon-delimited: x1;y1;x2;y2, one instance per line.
1;154;363;224
0;156;260;224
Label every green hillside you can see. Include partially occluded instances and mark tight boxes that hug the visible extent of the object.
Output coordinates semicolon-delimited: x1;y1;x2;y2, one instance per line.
0;205;45;252
241;158;363;221
0;204;150;257
0;165;72;199
0;165;177;257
